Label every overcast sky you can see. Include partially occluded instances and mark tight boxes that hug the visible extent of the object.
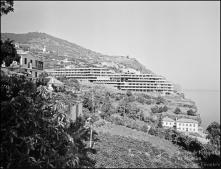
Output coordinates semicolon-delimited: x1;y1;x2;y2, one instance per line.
1;1;220;90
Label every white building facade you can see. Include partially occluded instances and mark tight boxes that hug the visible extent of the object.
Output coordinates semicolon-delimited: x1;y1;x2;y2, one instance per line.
45;67;174;94
162;116;199;133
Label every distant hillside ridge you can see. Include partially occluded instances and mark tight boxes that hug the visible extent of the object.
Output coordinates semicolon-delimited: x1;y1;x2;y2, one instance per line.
1;32;153;74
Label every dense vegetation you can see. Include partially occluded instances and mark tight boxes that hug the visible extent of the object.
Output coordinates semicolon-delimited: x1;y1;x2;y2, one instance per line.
0;74;96;168
147;126;220;168
1;38;20;67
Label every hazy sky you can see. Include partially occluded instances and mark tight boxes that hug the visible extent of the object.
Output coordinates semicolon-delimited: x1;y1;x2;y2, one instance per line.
1;1;220;90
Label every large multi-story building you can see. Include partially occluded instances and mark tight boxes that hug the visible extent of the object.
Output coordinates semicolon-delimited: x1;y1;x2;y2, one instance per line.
46;67;174;94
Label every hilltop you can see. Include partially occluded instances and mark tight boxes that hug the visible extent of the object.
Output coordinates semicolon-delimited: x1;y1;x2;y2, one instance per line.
1;32;153;74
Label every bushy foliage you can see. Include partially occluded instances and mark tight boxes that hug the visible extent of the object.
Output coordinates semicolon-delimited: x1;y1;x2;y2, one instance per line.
151;105;168;114
136;94;146;104
187;109;196;116
117;101;140;120
1;0;14;16
206;121;220;148
100;93;115;119
36;72;50;86
156;96;166;105
136;94;152;105
58;78;80;91
141;125;149;133
0;75;96;168
147;124;220;168
126;90;132;97
174;107;181;114
0;39;20;66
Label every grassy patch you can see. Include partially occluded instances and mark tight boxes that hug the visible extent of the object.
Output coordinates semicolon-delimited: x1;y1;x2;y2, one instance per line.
89;132;199;168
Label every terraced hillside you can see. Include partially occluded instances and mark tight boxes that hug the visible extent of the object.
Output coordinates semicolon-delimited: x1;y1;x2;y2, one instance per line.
1;32;152;73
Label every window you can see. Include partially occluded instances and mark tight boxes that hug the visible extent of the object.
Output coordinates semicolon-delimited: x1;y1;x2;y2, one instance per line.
35;72;37;77
193;124;195;127
24;58;27;64
190;124;192;127
166;122;168;125
193;129;195;131
178;123;181;126
186;128;188;131
186;124;188;126
30;60;32;63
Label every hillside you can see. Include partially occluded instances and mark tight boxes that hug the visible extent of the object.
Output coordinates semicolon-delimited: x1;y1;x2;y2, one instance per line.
1;32;153;74
88;123;199;168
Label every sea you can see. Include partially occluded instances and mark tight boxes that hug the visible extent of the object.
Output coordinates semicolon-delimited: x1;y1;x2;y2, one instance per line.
184;89;220;129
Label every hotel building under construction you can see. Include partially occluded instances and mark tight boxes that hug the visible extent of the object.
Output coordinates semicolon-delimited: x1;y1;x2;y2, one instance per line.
45;67;174;94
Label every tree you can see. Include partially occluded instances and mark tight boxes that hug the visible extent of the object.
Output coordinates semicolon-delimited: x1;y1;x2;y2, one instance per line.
1;0;14;16
126;90;132;97
100;93;114;119
1;39;20;67
187;109;196;116
174;107;181;114
0;74;96;168
206;121;220;147
156;96;165;104
60;78;80;91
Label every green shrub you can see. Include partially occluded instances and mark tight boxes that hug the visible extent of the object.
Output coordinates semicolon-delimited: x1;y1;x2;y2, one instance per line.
151;106;168;114
141;125;149;133
94;119;106;128
126;90;132;97
129;122;140;130
187;109;196;116
156;96;166;104
145;99;152;105
151;106;159;114
137;95;145;104
148;127;158;136
112;116;124;126
174;107;181;114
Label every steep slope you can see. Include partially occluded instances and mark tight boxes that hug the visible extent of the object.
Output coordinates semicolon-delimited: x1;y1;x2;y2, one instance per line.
89;123;199;168
1;32;152;73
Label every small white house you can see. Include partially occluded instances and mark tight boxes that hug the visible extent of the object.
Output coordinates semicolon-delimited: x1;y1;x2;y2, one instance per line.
176;118;198;133
162;117;175;128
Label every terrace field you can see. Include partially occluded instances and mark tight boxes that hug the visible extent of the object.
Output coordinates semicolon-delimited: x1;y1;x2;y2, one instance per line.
89;123;199;168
